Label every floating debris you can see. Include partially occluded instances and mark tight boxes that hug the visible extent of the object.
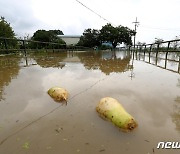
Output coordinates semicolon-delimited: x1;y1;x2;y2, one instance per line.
144;140;150;142
48;87;68;103
96;97;137;132
99;149;105;152
46;146;52;150
63;138;69;141
22;142;30;149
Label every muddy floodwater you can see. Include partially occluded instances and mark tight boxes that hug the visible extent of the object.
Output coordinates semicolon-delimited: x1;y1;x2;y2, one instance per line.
0;50;180;154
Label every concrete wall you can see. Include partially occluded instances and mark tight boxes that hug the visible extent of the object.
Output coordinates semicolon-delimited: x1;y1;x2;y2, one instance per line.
58;35;81;45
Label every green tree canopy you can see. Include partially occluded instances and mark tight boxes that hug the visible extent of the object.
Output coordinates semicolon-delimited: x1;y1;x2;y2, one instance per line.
0;16;15;38
32;29;64;42
100;23;135;48
78;23;135;49
0;16;17;49
31;29;66;49
77;28;101;47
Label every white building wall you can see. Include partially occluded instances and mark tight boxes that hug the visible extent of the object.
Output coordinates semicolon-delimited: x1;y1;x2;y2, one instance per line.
58;35;81;45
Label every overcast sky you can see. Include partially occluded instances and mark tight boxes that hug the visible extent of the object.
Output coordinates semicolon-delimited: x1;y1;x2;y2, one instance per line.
0;0;180;43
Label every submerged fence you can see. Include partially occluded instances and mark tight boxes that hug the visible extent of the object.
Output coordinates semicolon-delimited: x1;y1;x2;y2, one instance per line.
133;39;180;52
130;38;180;74
133;48;180;74
0;37;89;55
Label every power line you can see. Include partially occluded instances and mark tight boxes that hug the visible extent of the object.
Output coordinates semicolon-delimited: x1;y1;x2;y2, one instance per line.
140;26;180;31
75;0;115;25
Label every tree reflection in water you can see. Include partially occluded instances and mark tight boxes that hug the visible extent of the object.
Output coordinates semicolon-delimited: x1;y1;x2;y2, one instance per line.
78;50;133;75
172;78;180;132
32;52;67;68
0;55;21;101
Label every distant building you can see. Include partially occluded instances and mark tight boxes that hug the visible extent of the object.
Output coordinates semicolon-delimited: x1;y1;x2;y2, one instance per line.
58;35;81;45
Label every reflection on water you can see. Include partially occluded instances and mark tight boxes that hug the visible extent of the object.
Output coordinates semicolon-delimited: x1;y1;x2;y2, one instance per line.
172;96;180;132
77;51;132;75
32;52;67;68
134;51;180;74
0;55;21;101
27;51;132;75
0;50;180;154
171;78;180;132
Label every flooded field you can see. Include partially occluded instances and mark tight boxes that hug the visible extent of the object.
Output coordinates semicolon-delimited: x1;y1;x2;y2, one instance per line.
0;50;180;154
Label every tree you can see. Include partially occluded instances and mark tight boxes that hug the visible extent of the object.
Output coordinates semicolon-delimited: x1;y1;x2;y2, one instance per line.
154;38;164;44
99;23;135;48
77;28;101;47
30;30;65;49
137;41;146;46
154;38;164;48
172;36;180;49
0;16;17;49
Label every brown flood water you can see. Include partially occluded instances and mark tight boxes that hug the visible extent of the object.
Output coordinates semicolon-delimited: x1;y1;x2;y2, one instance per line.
0;50;180;154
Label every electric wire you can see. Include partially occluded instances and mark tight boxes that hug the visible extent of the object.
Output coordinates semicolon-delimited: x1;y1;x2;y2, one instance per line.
140;26;180;31
75;0;115;25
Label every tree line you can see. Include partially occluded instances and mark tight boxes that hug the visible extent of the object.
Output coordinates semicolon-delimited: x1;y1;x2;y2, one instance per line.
0;16;135;49
0;17;66;49
78;24;135;49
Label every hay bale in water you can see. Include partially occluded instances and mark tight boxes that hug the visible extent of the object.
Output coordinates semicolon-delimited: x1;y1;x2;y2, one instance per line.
96;97;137;132
48;87;68;102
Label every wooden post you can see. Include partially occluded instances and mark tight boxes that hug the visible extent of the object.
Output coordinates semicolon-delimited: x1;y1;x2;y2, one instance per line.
135;45;138;58
178;56;180;73
25;56;28;66
165;52;168;69
139;46;141;60
149;51;151;63
143;45;146;61
167;41;170;51
150;44;152;52
157;43;160;52
155;51;158;65
23;40;27;56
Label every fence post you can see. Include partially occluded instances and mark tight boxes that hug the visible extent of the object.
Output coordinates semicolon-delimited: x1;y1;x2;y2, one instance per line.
22;40;27;56
148;51;151;63
148;44;152;63
167;41;170;51
157;43;160;51
155;51;158;65
150;44;152;52
156;44;159;65
165;52;168;69
178;56;180;73
143;45;146;61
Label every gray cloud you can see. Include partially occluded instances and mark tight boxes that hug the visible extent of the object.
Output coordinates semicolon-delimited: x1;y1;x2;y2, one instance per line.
0;0;180;43
0;0;42;37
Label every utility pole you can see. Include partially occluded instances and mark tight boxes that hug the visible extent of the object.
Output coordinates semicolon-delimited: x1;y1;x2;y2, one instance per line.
132;17;140;50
